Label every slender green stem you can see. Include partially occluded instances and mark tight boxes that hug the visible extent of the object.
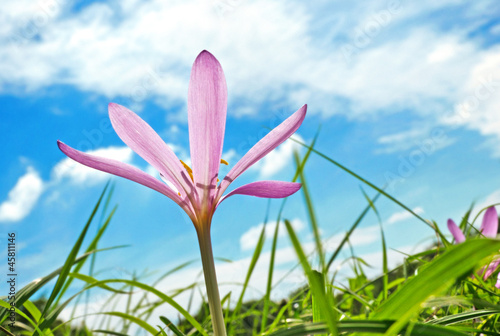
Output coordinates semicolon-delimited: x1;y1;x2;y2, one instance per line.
197;228;227;336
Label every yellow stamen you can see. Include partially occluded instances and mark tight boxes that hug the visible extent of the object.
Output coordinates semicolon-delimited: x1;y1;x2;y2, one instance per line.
218;159;228;182
179;159;230;184
178;192;181;196
180;160;194;182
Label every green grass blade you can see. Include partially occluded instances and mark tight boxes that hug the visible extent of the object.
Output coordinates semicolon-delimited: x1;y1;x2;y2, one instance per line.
459;204;473;234
290;137;450;244
87;182;115;316
36;290;88;333
267;321;469;336
63;195;116;309
291;127;320;183
262;209;280;333
160;316;186;336
232;216;266;319
91;279;209;336
68;273;130;293
103;312;158;335
311;270;327;336
293;151;324;271
427;309;500;325
23;300;42;323
0;247;114;324
43;184;109;316
0;326;15;336
262;133;319;333
361;188;389;302
326;192;381;272
92;330;130;336
0;300;45;335
373;238;500;335
285;219;337;335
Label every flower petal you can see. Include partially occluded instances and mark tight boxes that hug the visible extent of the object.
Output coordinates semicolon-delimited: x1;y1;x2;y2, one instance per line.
188;50;227;203
217;181;301;206
217;104;307;198
447;219;466;243
496;273;500;289
108;103;195;199
480;206;498;238
482;258;500;280
57;141;196;220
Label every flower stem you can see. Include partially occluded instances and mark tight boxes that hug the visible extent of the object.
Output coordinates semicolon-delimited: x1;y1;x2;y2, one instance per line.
197;229;227;336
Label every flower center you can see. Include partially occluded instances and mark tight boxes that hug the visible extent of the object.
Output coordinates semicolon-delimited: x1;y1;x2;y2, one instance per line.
179;159;229;184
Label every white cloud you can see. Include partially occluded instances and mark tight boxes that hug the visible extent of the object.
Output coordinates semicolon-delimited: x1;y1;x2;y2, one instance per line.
376;125;455;155
240;218;305;251
440;48;500;156
251;135;304;178
1;1;496;125
0;167;44;222
377;128;430;154
222;148;238;163
427;43;458;64
386;207;424;225
52;146;133;185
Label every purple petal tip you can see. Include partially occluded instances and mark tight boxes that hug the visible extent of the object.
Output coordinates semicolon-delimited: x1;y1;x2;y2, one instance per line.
198;50;214;58
57;140;67;151
447;218;466;243
481;206;498;238
194;50;221;68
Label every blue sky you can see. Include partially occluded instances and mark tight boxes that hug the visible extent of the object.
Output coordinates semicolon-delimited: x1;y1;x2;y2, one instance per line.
1;0;500;324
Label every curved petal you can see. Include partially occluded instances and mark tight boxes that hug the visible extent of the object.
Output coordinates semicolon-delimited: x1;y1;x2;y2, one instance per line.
108;103;195;199
482;258;500;280
480;206;498;237
188;50;227;204
447;219;466;243
217;104;307;198
57;141;196;220
496;273;500;289
217;181;301;206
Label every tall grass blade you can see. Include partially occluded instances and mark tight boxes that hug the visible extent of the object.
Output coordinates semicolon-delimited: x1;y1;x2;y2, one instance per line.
372;239;500;335
285;219;337;335
91;279;209;336
0;326;15;336
92;330;129;336
459;205;473;235
87;182;116;315
160;316;186;336
293;151;324;271
0;300;44;335
232;211;267;319
326;192;381;272
59;206;118;307
311;270;327;336
362;188;389;301
266;321;469;336
261;133;319;333
103;312;158;335
23;300;42;323
0;247;116;324
427;309;500;325
42;183;109;317
290;138;450;244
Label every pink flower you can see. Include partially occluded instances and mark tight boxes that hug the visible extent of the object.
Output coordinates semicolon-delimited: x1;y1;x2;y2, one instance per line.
57;50;306;336
57;50;304;226
447;206;500;288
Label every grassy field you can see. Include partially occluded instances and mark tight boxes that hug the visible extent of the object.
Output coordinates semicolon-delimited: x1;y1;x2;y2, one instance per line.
2;143;500;336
